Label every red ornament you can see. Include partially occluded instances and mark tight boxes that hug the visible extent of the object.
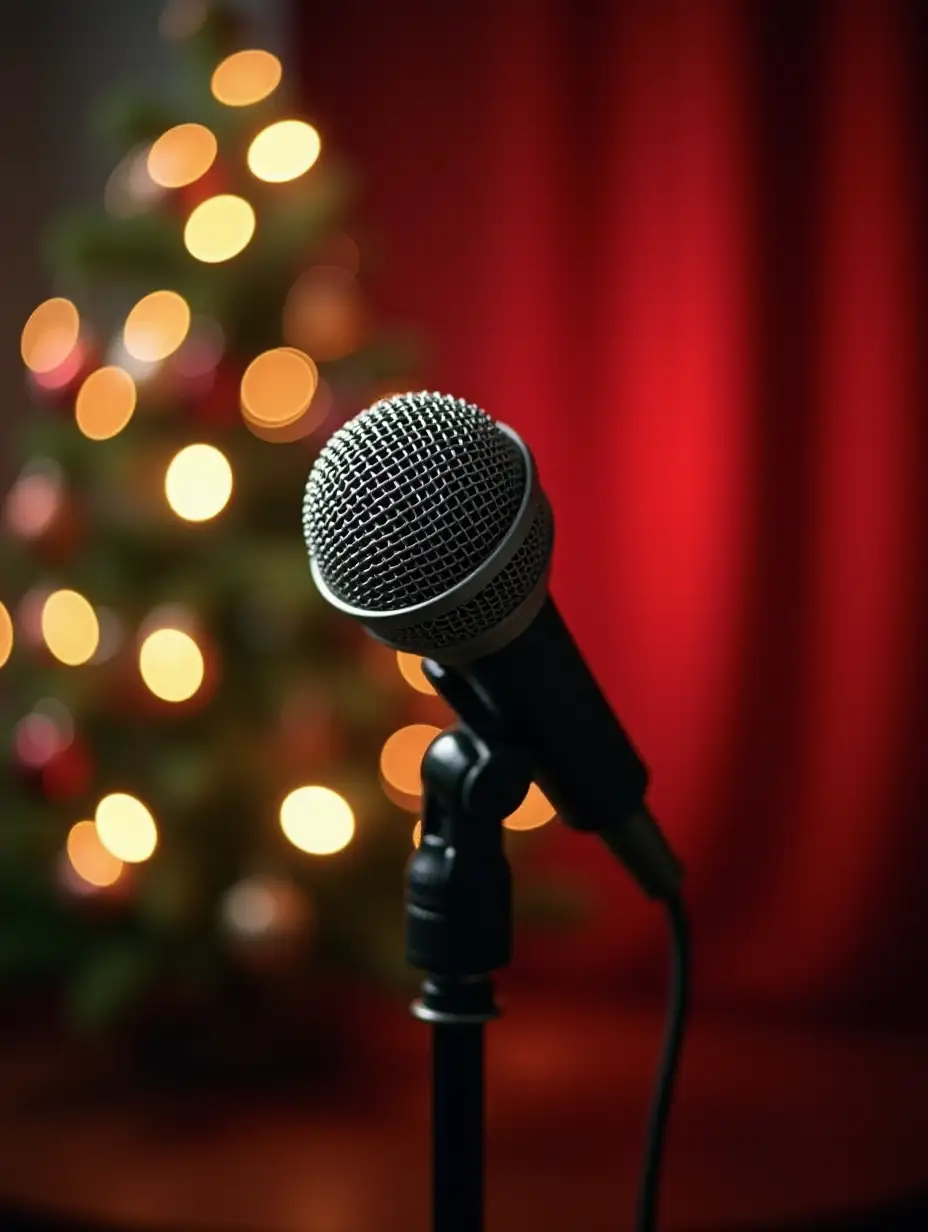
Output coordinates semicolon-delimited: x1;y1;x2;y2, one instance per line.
173;161;233;216
191;358;242;427
42;735;93;802
27;337;97;408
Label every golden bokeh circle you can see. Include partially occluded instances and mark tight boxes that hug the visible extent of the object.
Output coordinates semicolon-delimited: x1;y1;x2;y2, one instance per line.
0;601;13;668
41;590;99;666
138;627;205;702
247;120;321;183
184;195;256;263
66;820;123;888
503;782;556;831
21;298;80;374
240;347;318;428
211;49;282;107
164;443;233;522
95;793;158;863
147;123;217;188
124;290;191;362
75;366;137;440
280;785;355;855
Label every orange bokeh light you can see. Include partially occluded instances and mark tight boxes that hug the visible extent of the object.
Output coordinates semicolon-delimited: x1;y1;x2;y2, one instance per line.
21;298;80;374
240;346;319;429
503;783;556;831
147;123;217;189
379;724;441;810
211;49;282;107
75;366;137;440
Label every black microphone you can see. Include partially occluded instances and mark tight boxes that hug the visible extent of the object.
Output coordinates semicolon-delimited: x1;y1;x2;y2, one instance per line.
302;391;681;901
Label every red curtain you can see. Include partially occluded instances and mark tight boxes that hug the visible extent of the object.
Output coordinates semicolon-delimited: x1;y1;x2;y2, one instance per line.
299;0;927;1027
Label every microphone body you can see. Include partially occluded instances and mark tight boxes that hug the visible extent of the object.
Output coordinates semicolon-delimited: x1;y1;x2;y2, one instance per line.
425;596;680;899
302;392;682;900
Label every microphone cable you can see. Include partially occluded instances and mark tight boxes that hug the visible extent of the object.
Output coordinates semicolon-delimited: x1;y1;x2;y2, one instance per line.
635;892;691;1232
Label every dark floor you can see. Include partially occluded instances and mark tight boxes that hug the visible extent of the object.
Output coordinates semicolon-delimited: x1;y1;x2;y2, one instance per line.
3;1194;928;1232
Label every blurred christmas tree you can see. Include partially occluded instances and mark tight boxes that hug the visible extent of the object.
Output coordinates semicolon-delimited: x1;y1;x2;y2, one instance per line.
0;1;571;1077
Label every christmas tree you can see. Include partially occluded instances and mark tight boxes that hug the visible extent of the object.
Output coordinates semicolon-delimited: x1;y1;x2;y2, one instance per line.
0;3;564;1074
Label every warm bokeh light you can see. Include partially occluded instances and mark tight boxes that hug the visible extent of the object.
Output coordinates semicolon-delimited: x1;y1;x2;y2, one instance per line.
282;267;364;361
75;366;137;440
66;821;124;889
396;652;437;695
247;120;321;183
211;49;282;107
147;123;217;188
503;782;557;831
184;194;255;263
280;785;355;855
21;298;80;374
138;627;205;702
164;443;233;522
380;724;441;806
412;819;422;849
240;347;318;427
41;590;100;666
124;290;191;362
0;601;13;669
242;382;331;444
4;460;64;538
95;793;158;863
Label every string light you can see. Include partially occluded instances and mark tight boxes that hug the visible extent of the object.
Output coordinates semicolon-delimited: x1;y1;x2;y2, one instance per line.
0;602;13;669
240;347;318;429
379;724;441;809
164;443;233;522
138;627;204;702
247;120;321;183
66;821;124;889
123;290;191;363
396;652;436;695
242;380;332;444
211;49;282;107
184;195;255;263
503;783;556;831
41;590;99;666
95;793;158;863
21;298;80;374
147;123;217;189
75;366;137;440
412;820;422;849
280;785;355;855
4;459;64;538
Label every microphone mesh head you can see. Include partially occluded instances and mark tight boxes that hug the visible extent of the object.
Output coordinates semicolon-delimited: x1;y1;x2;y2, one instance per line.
303;392;552;654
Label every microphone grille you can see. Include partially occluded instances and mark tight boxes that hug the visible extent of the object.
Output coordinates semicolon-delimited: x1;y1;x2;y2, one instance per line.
303;392;525;613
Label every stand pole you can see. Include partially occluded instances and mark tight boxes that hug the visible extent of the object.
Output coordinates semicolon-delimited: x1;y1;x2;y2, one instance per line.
433;1018;485;1232
406;724;530;1232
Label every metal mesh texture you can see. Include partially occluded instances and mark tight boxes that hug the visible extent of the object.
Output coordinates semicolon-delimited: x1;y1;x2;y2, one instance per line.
303;392;525;611
302;391;553;653
386;497;553;654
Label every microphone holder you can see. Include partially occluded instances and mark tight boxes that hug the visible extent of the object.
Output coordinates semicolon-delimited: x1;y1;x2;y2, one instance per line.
406;667;531;1232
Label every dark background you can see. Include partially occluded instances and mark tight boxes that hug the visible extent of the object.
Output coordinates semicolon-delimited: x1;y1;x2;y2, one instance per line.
1;1;927;1228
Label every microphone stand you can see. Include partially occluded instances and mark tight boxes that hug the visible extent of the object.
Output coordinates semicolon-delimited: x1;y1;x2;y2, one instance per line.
406;696;531;1232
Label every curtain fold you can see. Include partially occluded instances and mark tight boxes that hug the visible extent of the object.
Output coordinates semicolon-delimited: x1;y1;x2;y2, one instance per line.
300;0;926;1025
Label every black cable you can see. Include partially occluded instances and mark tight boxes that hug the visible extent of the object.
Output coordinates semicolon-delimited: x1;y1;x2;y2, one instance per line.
635;893;691;1232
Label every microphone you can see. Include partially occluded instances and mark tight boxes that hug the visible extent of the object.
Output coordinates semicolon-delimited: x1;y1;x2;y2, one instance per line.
302;391;682;901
